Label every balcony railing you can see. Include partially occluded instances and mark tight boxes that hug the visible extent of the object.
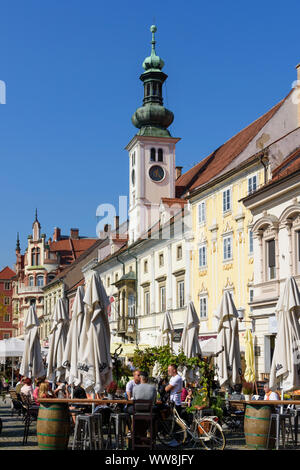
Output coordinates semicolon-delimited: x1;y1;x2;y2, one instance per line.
117;315;136;336
17;284;44;295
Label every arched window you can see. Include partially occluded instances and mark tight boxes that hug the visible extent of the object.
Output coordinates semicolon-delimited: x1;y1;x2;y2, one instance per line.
36;248;40;265
37;275;44;287
147;84;151;96
153;83;157;95
31;248;36;266
29;276;34;287
158;148;163;162
150;148;156;162
31;247;41;266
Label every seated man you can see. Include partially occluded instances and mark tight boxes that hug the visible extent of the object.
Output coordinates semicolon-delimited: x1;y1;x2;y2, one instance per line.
125;370;141;400
131;371;157;443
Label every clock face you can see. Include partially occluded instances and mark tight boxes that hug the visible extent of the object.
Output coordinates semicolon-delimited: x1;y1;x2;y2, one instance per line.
149;165;165;182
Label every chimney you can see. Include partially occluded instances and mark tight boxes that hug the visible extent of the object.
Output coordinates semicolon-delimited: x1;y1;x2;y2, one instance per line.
53;227;61;242
114;216;119;233
175;166;183;179
70;228;79;239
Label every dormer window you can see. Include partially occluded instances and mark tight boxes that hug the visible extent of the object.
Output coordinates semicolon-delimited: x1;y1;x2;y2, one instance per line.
31;247;40;266
158;148;163;162
150;148;156;162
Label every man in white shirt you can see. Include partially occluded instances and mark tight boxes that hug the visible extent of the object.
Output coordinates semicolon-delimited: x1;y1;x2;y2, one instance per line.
165;364;183;414
125;370;141;400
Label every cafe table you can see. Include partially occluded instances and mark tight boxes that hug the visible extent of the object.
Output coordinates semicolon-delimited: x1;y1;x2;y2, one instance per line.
229;400;300;450
37;398;133;450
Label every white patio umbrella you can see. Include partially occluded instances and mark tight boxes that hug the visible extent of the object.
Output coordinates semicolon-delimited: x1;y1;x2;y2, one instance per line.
158;311;174;347
180;301;202;382
269;276;300;393
62;286;85;386
181;301;201;358
215;291;242;388
47;298;69;382
0;338;24;358
20;305;45;379
0;338;25;386
79;273;113;394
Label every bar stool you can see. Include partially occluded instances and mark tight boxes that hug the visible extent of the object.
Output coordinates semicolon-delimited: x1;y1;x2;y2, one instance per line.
106;412;128;449
72;414;103;450
267;412;294;449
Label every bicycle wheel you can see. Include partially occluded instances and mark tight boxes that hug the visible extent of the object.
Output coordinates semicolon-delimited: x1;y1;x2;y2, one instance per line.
156;416;186;448
197;418;226;450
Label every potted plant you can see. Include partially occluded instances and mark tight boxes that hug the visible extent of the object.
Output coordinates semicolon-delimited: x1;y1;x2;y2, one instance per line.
242;382;253;400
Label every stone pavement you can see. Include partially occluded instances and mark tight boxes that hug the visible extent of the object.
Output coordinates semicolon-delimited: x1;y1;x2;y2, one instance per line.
0;398;297;451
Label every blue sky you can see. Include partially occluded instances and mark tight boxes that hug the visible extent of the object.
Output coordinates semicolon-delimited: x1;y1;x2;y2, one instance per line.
1;0;300;268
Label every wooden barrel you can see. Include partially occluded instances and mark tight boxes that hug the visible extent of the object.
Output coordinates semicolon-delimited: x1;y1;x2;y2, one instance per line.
244;404;276;450
37;403;70;450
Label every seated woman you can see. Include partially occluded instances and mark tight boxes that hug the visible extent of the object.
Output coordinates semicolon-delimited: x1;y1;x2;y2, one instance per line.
33;377;46;405
38;382;55;400
20;378;34;400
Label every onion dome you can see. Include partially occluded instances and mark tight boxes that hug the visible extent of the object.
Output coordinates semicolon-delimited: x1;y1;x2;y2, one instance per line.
131;25;174;137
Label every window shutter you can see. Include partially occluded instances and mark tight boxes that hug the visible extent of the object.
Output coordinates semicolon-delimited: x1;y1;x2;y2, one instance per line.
268;239;275;267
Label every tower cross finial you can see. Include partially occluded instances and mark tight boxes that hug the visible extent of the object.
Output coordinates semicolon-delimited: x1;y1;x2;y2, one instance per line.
150;25;157;54
35;208;38;222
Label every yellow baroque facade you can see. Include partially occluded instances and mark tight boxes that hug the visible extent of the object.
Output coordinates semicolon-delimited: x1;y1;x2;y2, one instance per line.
189;158;265;343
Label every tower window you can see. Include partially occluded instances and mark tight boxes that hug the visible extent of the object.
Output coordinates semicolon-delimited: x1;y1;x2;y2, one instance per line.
158;148;163;162
147;84;151;96
150;148;156;162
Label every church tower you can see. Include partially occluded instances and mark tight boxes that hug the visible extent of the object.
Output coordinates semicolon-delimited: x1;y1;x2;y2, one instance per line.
126;25;180;244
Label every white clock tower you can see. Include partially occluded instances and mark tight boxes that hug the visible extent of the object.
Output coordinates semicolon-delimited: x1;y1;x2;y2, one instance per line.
126;26;180;244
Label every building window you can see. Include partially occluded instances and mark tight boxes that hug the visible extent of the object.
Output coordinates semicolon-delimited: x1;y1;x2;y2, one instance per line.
144;260;148;273
177;280;185;308
28;276;34;287
249;288;254;314
150;148;156;162
223;236;232;261
249;230;254;254
37;275;44;287
31;247;40;266
198;201;206;224
159;253;164;267
107;277;110;288
177;245;182;260
48;275;55;283
4;282;11;290
223;188;231;213
267;239;276;280
4;314;10;322
115;273;119;282
296;231;300;274
199;297;207;319
132;152;135;167
248;175;257;195
3;333;10;339
144;290;150;315
4;297;10;305
158;148;163;162
199;245;207;268
128;294;136;318
160;285;166;312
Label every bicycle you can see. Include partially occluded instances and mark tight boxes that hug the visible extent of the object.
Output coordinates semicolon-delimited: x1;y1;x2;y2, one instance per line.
155;403;226;450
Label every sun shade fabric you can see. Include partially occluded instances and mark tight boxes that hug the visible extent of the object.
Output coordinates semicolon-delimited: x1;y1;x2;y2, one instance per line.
270;276;300;392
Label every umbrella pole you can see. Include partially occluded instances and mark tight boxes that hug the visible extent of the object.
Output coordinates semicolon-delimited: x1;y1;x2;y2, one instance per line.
92;390;95;413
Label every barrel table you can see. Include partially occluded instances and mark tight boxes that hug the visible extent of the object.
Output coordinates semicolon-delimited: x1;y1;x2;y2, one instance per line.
37;402;71;450
244;404;276;449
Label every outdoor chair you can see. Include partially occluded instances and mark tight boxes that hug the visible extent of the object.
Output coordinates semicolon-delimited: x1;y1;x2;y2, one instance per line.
20;393;39;445
9;389;25;418
132;399;154;450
